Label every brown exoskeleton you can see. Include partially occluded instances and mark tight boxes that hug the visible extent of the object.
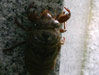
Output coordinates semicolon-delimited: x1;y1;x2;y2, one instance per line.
3;2;71;75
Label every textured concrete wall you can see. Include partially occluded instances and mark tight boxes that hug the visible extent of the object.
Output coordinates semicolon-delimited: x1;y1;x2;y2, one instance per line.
82;0;99;75
0;0;64;75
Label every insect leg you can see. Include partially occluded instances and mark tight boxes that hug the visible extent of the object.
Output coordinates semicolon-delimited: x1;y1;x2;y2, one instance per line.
3;41;25;52
60;29;67;33
64;22;66;29
60;37;65;45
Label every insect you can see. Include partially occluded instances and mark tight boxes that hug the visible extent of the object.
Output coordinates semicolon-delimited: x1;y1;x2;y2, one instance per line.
3;2;71;75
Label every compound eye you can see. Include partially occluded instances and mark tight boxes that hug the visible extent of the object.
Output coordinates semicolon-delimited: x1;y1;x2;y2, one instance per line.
52;19;60;28
47;13;52;18
54;20;59;24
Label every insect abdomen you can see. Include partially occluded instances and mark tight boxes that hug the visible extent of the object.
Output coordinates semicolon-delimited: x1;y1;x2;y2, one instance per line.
24;30;61;75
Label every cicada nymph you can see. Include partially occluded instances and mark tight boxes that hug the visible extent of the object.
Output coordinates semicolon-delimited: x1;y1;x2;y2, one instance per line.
3;2;71;75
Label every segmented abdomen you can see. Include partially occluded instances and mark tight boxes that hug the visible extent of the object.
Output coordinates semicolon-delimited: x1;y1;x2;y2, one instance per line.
24;29;61;75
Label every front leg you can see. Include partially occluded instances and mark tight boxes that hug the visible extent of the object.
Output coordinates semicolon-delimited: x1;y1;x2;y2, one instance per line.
57;7;71;33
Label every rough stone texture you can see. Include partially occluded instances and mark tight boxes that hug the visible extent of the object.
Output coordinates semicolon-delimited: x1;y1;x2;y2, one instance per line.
82;0;99;75
0;0;64;75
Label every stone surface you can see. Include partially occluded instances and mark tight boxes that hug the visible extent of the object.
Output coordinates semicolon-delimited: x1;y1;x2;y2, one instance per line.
82;0;99;75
